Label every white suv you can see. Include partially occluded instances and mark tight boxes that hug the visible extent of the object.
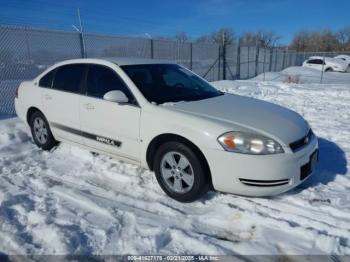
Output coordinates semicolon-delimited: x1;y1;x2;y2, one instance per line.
15;58;318;202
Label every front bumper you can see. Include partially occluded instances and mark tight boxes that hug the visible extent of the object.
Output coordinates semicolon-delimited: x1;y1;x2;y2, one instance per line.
203;135;318;196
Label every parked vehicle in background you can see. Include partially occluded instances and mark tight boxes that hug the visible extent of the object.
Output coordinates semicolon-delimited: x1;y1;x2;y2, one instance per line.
15;58;318;202
302;56;348;72
334;55;350;70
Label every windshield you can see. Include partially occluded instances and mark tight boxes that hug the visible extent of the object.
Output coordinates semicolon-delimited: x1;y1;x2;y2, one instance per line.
121;64;223;104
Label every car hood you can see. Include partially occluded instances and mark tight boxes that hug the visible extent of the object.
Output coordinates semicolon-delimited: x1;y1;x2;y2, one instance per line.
168;93;309;145
327;60;348;69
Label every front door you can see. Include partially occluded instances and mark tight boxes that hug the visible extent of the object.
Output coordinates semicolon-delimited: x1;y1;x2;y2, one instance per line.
79;64;141;162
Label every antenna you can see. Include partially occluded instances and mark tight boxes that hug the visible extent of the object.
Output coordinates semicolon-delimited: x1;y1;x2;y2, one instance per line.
77;8;83;33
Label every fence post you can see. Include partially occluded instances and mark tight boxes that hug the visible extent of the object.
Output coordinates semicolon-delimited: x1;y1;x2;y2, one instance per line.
269;48;273;72
222;43;226;80
255;45;259;76
282;49;286;69
320;55;325;84
218;45;221;80
79;33;86;58
237;44;241;79
150;38;154;59
190;42;193;70
247;46;251;78
263;48;266;81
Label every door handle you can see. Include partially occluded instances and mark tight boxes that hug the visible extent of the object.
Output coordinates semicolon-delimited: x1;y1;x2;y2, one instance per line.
84;103;95;110
44;94;52;100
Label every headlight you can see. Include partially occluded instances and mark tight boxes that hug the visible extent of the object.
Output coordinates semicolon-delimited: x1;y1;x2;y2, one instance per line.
218;131;284;155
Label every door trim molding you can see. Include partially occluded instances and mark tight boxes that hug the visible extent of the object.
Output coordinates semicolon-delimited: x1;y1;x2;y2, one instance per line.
50;122;122;148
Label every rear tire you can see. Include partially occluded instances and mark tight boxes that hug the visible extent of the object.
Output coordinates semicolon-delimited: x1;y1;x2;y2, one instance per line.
29;111;58;150
154;141;209;202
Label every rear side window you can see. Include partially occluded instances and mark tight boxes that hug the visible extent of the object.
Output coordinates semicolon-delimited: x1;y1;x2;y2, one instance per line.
39;70;55;88
307;59;323;65
52;64;85;93
86;64;134;102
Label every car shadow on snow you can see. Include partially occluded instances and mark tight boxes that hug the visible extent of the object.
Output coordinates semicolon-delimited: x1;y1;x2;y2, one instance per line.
295;137;347;190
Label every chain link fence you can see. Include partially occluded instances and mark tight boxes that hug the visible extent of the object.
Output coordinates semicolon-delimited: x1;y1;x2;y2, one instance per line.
1;24;350;116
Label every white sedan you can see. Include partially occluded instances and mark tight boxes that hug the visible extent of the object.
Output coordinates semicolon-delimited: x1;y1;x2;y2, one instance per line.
302;56;348;72
15;58;318;202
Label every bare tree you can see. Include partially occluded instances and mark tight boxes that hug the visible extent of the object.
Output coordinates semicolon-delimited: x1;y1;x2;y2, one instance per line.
239;32;257;46
152;35;173;41
256;31;280;47
195;35;211;43
337;27;350;51
290;30;340;52
174;32;189;42
211;28;236;45
290;31;309;51
240;30;280;47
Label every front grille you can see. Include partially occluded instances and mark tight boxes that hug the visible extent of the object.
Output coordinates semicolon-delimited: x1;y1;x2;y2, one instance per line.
239;178;289;187
290;129;314;152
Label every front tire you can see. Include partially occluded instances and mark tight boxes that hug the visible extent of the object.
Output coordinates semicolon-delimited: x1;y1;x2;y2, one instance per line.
29;111;58;150
154;141;209;202
325;67;333;72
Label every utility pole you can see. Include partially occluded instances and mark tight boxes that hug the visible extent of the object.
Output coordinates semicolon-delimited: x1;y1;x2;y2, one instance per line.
77;8;86;58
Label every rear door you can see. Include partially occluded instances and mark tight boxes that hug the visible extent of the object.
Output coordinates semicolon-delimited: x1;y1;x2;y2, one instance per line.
80;64;141;162
42;64;85;144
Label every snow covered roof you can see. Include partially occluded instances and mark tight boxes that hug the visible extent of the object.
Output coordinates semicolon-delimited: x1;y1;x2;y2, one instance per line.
105;57;174;66
50;57;175;66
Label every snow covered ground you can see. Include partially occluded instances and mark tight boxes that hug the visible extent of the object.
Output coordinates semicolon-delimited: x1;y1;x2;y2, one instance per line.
0;78;350;256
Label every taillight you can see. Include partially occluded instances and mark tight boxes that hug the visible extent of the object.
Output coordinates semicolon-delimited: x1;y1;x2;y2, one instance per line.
15;86;20;98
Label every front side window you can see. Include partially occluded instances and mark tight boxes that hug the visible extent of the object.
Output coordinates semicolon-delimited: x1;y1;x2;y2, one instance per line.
121;64;223;104
39;69;55;88
52;64;85;93
86;64;134;103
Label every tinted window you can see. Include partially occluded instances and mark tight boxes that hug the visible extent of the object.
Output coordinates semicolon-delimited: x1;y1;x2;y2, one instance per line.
307;59;323;65
163;68;192;88
52;64;85;93
86;64;134;102
39;69;55;88
121;64;223;104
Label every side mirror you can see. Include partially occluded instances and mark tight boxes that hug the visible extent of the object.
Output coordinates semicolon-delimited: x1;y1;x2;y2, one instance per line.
103;90;129;104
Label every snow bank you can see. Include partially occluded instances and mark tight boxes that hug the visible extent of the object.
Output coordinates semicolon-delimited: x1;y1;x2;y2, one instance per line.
1;80;350;255
253;66;350;84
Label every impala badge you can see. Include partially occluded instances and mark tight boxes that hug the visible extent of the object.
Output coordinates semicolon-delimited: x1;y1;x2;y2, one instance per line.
96;136;121;147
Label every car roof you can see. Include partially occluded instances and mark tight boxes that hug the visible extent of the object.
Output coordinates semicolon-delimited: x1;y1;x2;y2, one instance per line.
308;56;335;61
106;57;175;65
54;57;176;66
35;57;178;82
308;56;341;62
